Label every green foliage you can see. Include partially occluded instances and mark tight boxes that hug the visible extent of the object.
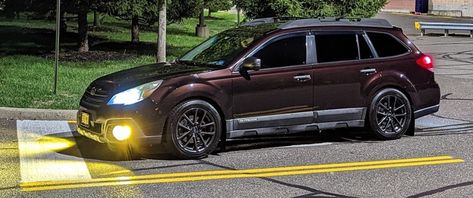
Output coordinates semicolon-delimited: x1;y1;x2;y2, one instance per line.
206;0;233;12
99;0;155;20
167;0;202;23
95;0;201;25
236;0;388;19
0;11;237;109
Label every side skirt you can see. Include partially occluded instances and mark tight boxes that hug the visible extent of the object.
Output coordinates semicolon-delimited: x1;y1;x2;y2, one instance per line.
226;108;366;139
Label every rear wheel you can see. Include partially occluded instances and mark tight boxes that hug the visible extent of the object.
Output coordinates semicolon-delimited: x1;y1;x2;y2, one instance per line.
165;100;222;159
368;88;412;140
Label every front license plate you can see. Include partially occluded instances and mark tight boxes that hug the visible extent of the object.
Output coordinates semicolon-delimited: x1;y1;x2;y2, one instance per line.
81;112;90;126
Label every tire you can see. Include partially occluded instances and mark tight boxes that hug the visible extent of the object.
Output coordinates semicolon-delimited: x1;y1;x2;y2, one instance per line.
165;100;222;159
368;88;413;140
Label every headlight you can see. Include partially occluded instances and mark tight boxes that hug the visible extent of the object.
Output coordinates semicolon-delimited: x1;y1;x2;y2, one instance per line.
107;80;163;105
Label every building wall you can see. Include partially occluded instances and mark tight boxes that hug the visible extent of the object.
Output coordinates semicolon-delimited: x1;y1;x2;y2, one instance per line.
384;0;416;12
384;0;473;17
430;0;473;17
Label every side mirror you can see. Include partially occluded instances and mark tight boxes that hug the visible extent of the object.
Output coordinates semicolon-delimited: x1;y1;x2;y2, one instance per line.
241;57;261;71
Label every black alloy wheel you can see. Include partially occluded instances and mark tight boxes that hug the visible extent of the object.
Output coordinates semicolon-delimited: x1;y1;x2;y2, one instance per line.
166;100;222;159
369;88;412;140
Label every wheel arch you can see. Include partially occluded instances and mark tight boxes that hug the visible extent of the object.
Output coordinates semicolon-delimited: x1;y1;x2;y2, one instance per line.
163;96;228;144
367;85;414;110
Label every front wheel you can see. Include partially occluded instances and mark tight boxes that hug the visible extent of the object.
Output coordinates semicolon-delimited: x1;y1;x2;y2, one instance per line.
368;88;413;140
165;100;222;159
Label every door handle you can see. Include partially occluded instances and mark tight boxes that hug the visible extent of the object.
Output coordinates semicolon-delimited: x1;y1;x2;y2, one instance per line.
360;68;377;76
293;74;312;82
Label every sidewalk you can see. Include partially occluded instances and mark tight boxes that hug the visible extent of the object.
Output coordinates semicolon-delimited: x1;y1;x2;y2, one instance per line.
0;107;77;120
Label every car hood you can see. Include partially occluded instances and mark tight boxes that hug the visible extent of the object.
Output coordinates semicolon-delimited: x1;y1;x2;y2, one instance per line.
94;62;213;90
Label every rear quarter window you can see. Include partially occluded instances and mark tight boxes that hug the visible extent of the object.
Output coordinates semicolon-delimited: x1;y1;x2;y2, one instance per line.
367;32;409;57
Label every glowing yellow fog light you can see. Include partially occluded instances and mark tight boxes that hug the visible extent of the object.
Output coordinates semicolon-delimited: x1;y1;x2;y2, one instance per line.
112;125;132;141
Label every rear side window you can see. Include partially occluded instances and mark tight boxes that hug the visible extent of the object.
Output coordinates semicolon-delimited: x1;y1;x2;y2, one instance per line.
253;36;306;69
315;34;358;63
367;32;409;57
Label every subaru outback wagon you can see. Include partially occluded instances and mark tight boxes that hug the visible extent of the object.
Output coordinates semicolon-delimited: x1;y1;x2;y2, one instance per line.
77;18;440;159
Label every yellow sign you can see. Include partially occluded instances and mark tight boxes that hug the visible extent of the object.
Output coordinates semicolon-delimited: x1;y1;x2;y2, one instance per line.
415;22;421;30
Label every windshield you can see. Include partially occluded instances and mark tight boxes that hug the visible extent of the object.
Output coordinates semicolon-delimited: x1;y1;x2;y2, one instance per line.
178;26;275;67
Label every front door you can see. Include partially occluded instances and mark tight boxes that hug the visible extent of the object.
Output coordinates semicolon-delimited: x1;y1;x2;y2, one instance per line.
232;33;314;132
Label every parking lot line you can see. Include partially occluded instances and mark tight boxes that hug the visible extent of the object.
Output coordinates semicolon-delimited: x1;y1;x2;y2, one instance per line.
17;120;92;183
21;155;463;192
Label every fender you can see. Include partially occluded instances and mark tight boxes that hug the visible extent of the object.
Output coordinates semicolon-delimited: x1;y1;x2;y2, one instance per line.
362;70;419;107
152;77;232;121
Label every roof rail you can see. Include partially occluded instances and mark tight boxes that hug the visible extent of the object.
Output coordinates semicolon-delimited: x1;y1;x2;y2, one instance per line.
279;18;393;29
241;17;276;26
241;16;306;27
241;17;393;29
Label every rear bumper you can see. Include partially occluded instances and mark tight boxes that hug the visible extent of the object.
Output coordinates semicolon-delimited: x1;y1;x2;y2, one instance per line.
414;104;439;119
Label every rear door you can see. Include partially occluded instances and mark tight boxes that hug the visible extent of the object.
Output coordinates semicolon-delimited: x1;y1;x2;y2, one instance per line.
312;31;376;122
231;33;315;132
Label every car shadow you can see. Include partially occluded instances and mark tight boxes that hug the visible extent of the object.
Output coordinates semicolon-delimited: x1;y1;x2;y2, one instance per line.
46;122;473;162
47;128;378;161
221;128;377;153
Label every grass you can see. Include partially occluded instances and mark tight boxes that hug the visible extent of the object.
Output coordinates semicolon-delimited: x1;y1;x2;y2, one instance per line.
0;11;238;109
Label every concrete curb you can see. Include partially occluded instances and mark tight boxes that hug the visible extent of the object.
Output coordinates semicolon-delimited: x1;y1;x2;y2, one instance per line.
0;107;77;120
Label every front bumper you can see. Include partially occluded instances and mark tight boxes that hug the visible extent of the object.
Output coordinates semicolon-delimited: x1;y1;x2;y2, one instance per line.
77;107;164;153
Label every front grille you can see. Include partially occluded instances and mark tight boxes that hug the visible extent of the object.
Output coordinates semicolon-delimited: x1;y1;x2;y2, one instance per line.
80;80;115;109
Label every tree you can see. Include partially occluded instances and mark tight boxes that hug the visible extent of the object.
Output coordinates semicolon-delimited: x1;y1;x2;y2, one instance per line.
235;0;387;19
100;0;153;43
78;0;89;52
3;0;27;18
206;0;232;17
157;0;166;63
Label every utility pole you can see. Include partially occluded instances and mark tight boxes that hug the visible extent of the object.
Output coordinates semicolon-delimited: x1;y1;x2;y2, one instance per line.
54;0;60;95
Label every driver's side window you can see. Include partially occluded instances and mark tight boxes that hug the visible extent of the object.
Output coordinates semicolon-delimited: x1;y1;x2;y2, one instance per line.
253;35;307;69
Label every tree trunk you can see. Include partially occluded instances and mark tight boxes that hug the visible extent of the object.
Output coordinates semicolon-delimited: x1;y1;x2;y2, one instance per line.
131;15;140;43
237;8;241;25
157;0;166;63
199;9;205;26
60;9;67;33
78;0;89;52
93;11;100;27
208;9;212;17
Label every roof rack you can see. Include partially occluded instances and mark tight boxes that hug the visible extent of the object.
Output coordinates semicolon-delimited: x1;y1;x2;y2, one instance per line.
241;17;276;26
279;18;393;29
241;17;393;29
241;17;307;26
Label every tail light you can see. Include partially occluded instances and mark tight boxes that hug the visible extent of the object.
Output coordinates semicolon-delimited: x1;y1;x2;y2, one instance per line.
416;54;434;72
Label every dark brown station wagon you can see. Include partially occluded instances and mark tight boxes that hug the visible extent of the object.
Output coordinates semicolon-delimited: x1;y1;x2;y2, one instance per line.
77;18;440;159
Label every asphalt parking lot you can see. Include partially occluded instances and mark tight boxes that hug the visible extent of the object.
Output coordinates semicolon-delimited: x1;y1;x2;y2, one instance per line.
1;13;473;197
